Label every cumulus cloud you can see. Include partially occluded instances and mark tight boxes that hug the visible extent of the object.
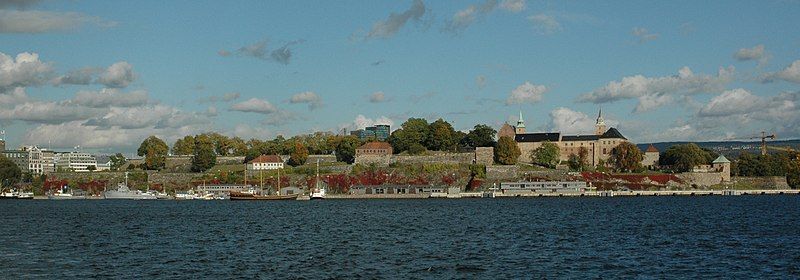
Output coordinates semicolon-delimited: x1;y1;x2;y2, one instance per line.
0;87;30;105
632;27;658;43
363;0;427;39
0;10;114;33
546;107;617;135
505;81;548;105
53;67;98;85
684;90;800;140
23;120;209;150
734;45;765;61
762;60;800;84
528;14;562;34
289;91;322;110
0;100;104;124
499;0;526;12
198;92;240;103
96;61;135;88
71;88;148;108
698;89;763;117
369;91;387;103
444;0;497;34
577;66;735;112
0;52;53;90
230;98;278;114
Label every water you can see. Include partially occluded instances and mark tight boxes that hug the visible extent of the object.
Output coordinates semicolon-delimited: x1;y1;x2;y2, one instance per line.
1;196;799;279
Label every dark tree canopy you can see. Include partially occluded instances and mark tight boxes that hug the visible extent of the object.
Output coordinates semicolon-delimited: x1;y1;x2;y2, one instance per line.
464;124;497;148
288;142;309;166
660;143;714;172
531;141;560;168
0;155;22;187
426;118;458;152
191;134;217;172
609;142;643;172
172;136;195;155
335;136;360;164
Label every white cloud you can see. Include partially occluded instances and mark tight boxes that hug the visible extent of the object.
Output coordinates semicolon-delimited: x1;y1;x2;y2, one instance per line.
0;52;53;90
71;88;148;108
505;81;547;105
222;39;304;64
96;61;135;88
52;67;98;85
578;66;735;112
289;91;322;110
499;0;526;12
546;107;618;135
340;114;394;131
363;0;426;39
698;89;763;117
0;10;114;33
23;120;208;150
0;87;30;105
528;14;562;34
0;100;104;124
762;60;800;84
734;45;765;61
369;91;387;103
444;0;497;34
230;98;278;114
632;27;658;43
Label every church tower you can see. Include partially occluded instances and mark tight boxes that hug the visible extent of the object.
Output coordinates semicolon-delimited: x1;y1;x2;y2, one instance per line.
595;108;606;136
0;130;5;151
515;111;526;134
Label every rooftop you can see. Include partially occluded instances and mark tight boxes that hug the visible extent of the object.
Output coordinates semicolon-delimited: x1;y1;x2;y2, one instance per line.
712;155;731;164
249;155;282;163
357;141;392;150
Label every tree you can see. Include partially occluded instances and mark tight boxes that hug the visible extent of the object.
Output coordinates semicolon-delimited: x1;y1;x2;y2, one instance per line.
228;137;248;156
87;165;96;172
389;118;429;153
609;142;643;172
0;155;22;187
494;136;520;165
288;142;309;166
109;153;127;171
531;141;560;168
464;124;497;148
407;143;427;155
191;134;217;172
137;136;169;170
172;136;195;155
578;147;589;168
660;143;712;172
335;136;360;164
567;154;582;171
427;118;458;151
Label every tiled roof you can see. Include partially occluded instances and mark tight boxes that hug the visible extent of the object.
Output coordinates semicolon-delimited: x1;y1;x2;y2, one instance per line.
357;141;392;150
645;144;659;153
249;155;282;163
712;155;730;164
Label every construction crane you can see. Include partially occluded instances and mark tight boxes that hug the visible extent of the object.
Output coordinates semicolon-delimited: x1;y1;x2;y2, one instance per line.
750;131;776;156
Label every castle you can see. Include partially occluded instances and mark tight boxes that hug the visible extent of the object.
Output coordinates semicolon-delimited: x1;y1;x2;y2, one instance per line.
501;109;628;166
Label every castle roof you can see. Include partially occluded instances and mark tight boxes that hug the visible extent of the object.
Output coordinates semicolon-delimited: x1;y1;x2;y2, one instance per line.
600;127;627;140
249;155;282;163
357;141;392;150
712;155;730;164
515;132;560;142
645;144;659;153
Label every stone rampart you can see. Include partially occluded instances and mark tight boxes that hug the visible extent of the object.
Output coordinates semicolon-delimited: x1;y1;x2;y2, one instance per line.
734;176;789;189
486;165;519;179
392;152;475;165
676;172;723;187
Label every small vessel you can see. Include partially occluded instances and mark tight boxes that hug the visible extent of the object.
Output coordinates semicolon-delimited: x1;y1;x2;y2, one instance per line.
48;186;87;200
175;190;201;200
309;159;326;200
0;188;34;199
230;165;297;200
102;172;157;200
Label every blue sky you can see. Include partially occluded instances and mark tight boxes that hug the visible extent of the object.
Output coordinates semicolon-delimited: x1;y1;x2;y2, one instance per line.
1;0;799;153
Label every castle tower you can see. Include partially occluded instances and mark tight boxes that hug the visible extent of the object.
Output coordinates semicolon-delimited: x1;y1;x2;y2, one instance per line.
515;111;526;134
595;108;606;136
712;155;731;182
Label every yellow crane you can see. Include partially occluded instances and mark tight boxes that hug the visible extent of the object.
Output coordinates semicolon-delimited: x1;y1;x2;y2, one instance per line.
751;131;776;156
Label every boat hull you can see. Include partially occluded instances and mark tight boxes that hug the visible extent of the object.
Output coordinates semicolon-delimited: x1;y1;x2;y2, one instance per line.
47;195;87;200
102;191;158;200
229;192;299;200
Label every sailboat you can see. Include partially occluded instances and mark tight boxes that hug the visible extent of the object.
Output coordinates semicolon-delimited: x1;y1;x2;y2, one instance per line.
310;159;326;200
230;160;298;200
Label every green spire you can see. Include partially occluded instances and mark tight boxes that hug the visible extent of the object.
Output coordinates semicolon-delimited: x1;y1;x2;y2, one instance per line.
517;111;525;128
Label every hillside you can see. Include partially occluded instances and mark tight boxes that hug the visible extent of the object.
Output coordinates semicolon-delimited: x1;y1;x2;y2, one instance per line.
637;139;800;156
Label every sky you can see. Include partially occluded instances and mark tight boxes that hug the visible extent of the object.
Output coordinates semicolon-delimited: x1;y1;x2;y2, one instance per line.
1;0;800;153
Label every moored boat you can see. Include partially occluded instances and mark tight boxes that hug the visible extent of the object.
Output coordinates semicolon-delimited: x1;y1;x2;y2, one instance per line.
102;172;157;200
47;186;87;200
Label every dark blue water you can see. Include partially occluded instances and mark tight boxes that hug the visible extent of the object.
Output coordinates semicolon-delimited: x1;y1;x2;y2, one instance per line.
1;196;799;279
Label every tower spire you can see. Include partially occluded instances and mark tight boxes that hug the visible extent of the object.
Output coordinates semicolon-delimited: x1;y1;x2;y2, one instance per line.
595;107;606;135
515;110;526;134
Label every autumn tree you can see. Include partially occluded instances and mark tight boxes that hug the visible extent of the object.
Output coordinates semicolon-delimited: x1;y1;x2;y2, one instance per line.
172;136;195;155
288;142;309;166
427;118;458;151
660;143;712;172
137;136;169;170
109;153;127;171
494;136;521;165
531;141;560;168
609;142;643;172
463;124;497;148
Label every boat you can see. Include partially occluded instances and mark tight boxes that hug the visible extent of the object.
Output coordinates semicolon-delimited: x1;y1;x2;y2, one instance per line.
230;163;297;200
47;186;87;200
309;159;326;200
0;188;34;199
102;172;157;200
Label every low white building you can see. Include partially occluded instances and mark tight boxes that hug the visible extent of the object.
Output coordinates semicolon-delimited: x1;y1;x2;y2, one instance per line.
55;151;97;172
247;155;284;171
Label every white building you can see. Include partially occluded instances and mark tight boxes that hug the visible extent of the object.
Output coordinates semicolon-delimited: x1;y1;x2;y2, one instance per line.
20;146;55;175
55;151;97;172
247;155;284;171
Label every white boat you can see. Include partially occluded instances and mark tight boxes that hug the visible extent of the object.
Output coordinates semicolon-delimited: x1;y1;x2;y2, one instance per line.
175;190;201;200
48;186;87;200
102;172;157;200
1;188;34;199
309;159;326;200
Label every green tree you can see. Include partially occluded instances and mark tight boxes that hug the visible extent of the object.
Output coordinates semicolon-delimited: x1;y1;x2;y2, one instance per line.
335;136;360;164
0;155;22;187
87;165;97;172
494;136;521;165
609;142;644;172
660;143;712;172
109;153;127;171
567;154;582;171
137;136;169;170
288;142;309;166
228;137;248;156
407;143;427;155
464;124;497;148
389;118;429;153
427;118;458;151
191;134;217;172
172;136;195;155
531;141;560;168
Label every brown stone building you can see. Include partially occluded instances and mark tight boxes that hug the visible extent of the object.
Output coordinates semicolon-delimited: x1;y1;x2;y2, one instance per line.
354;142;393;165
